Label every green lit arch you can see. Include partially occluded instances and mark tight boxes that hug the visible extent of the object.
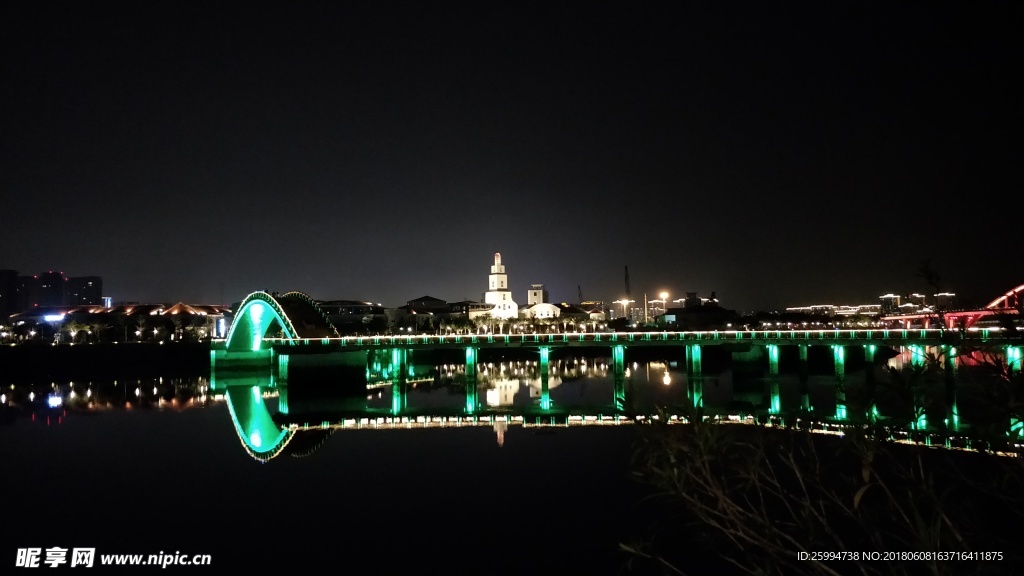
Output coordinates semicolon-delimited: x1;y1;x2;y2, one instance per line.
224;291;339;351
223;383;295;462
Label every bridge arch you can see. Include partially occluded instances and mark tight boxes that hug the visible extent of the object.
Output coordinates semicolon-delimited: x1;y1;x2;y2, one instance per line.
985;283;1024;310
224;383;295;462
224;291;340;351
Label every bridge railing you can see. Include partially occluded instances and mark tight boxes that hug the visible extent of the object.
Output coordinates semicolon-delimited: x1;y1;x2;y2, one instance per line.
242;327;1024;350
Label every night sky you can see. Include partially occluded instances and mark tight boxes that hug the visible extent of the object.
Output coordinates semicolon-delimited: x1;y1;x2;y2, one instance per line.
3;1;1021;312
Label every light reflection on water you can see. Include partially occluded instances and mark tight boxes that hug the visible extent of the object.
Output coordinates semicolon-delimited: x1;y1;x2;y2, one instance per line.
3;348;1019;573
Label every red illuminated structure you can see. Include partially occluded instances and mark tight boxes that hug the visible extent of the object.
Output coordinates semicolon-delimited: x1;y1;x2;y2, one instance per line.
880;283;1022;329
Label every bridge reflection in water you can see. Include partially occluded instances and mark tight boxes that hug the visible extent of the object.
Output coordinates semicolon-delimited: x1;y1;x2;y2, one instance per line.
210;290;1024;461
213;343;1024;462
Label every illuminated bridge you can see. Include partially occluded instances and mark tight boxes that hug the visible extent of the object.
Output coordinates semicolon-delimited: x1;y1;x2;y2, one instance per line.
880;283;1023;329
212;291;1023;437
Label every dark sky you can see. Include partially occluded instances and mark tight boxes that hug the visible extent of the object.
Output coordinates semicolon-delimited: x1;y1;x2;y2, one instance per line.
3;1;1021;312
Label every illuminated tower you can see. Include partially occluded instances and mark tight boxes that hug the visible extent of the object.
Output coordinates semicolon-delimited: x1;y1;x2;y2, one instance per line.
483;252;518;320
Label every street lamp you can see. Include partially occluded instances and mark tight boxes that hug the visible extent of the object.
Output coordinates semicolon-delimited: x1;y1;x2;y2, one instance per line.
660;292;669;315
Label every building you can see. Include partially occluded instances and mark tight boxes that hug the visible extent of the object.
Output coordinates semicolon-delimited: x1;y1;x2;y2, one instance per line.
36;271;66;308
0;270;105;314
318;299;388;334
527;284;548;306
392;296;448;332
879;293;901;315
482;252;518;320
521;284;560;319
67;276;103;306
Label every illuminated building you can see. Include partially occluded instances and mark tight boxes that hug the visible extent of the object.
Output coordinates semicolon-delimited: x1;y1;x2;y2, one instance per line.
482;252;518;320
522;284;559;319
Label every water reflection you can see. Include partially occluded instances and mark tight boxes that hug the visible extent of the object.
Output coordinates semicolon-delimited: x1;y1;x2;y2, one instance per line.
3;346;1019;459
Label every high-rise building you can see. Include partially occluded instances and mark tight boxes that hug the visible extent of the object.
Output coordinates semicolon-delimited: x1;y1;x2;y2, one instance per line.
35;271;66;308
482;252;518;320
15;276;34;312
879;293;901;315
2;271;105;313
67;276;103;306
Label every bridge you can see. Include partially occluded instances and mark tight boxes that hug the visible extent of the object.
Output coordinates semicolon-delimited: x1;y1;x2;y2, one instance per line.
880;283;1023;329
212;289;1024;444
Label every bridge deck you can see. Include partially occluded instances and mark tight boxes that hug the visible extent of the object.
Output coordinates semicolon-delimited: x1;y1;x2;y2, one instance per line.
213;328;1022;352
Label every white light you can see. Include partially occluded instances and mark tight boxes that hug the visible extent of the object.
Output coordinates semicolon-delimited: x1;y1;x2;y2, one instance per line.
47;395;62;408
44;314;65;322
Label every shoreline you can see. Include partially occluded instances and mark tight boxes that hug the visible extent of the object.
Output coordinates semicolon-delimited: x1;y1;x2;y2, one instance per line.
0;341;210;382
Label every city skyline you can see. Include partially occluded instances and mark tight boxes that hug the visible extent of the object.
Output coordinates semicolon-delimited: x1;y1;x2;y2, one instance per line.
1;260;1012;315
3;2;1020;312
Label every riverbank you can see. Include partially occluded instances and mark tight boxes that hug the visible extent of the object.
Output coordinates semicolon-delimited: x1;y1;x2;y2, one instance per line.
0;342;210;382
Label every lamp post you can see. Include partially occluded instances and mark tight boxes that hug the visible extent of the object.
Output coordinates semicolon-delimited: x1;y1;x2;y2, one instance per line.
660;292;669;316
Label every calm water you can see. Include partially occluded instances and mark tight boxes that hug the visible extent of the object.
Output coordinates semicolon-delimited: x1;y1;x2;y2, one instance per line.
1;347;1012;573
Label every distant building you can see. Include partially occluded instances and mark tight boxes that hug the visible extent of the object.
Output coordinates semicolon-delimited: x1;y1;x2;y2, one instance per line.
521;284;560;319
647;291;736;329
36;271;66;308
67;276;103;306
933;292;956;309
482;252;518;320
527;284;548;306
318;299;388;334
879;293;901;315
1;270;105;314
393;296;448;332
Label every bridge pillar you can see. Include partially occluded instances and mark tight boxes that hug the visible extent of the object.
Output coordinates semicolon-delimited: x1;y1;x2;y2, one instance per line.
766;345;781;415
943;346;959;433
909;345;926;368
909;345;927;430
612;345;626;411
391;348;408;415
539;347;552;410
687;344;703;410
864;345;877;422
1009;346;1022;377
833;345;847;421
465;347;478;414
1009;346;1022;440
799;345;810;411
275;353;289;415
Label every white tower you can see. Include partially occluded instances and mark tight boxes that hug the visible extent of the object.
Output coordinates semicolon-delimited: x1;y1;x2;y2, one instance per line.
483;252;518;319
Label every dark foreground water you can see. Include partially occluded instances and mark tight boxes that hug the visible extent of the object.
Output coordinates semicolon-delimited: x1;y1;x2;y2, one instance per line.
1;352;697;574
3;344;1020;574
4;405;662;574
